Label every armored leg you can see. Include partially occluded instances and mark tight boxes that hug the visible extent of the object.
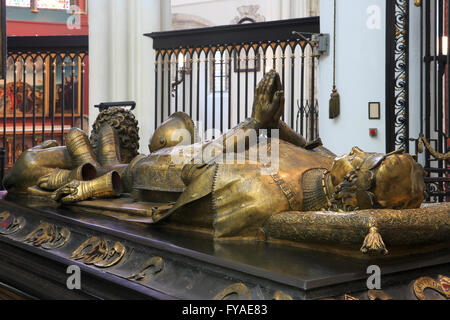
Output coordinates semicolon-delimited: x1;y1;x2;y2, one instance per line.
95;124;122;167
66;128;101;169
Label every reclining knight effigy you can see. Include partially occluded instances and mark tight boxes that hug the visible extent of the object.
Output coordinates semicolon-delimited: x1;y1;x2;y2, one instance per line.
3;71;450;256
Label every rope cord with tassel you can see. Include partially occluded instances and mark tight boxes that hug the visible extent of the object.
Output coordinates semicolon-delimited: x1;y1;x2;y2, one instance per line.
329;0;340;119
418;135;450;160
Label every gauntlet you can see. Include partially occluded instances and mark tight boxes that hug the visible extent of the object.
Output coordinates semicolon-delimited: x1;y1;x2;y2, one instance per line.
51;171;122;204
37;163;97;191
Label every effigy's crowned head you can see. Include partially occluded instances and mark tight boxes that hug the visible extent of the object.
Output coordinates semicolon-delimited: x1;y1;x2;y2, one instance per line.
328;147;425;211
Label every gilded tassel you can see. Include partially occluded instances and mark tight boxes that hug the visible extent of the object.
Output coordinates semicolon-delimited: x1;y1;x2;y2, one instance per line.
360;227;389;255
329;86;340;119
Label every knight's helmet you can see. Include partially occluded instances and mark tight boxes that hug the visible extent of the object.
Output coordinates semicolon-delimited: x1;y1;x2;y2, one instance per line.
149;112;195;153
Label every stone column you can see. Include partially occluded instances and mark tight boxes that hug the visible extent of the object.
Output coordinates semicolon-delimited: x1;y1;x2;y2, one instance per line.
88;0;172;154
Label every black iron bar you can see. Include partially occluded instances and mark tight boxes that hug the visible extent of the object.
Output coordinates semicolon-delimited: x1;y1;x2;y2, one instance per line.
263;50;267;75
245;50;249;120
281;48;286;122
189;53;193;118
272;45;276;70
437;0;444;202
290;49;295;129
13;59;17;163
425;167;450;173
425;0;431;170
80;57;85;131
212;51;216;132
300;52;305;136
433;0;438;138
51;58;55;141
237;52;241;124
305;100;310;142
0;148;4;190
71;58;75;128
154;54;159;130
448;0;450;143
220;51;224;134
175;53;179;113
160;54;165;124
42;55;46;142
309;54;316;141
2;73;6;151
253;46;258;95
167;54;172;118
61;57;65;145
183;53;186;114
32;58;36;147
204;49;209;130
405;1;410;153
228;51;232;131
420;3;424;136
196;57;200;123
22;57;26;152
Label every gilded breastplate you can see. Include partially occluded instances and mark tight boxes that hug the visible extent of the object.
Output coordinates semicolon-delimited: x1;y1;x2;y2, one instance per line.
131;143;203;196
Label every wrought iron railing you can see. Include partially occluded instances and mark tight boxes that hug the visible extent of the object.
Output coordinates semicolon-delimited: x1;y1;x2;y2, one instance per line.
386;1;450;202
0;35;88;181
147;17;320;141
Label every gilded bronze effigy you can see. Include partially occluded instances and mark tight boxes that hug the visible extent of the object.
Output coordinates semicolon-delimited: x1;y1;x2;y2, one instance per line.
2;70;450;257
